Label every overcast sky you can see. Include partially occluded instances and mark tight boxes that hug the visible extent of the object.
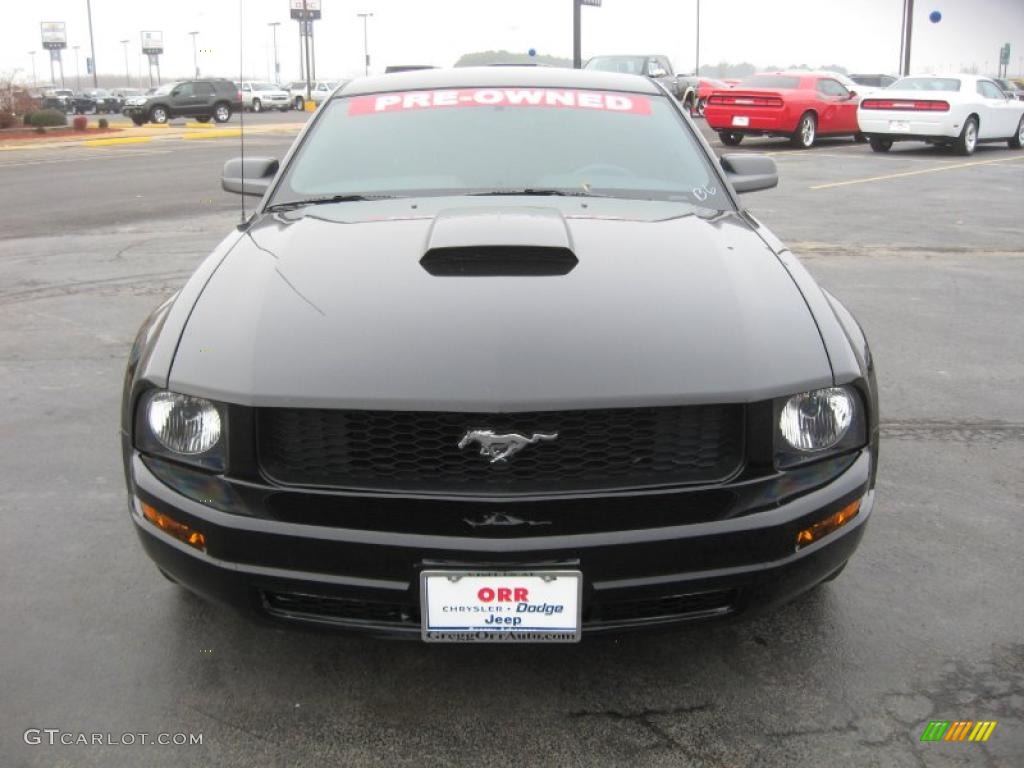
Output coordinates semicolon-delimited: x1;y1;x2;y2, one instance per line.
5;0;1023;85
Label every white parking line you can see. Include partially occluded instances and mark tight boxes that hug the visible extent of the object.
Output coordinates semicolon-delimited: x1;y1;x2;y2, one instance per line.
0;149;174;168
810;154;1024;189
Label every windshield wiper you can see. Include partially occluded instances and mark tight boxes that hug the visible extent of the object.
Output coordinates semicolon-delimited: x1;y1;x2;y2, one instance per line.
265;194;395;212
467;188;605;198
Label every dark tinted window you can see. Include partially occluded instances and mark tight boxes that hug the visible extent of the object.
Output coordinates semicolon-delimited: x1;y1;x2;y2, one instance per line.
174;83;194;98
739;75;802;89
194;83;215;97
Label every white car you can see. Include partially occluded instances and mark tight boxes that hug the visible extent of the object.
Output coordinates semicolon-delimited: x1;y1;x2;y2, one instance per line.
240;81;291;112
286;80;340;110
858;74;1024;155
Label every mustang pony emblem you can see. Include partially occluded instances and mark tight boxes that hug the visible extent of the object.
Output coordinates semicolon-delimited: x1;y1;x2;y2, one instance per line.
462;512;552;528
458;429;558;463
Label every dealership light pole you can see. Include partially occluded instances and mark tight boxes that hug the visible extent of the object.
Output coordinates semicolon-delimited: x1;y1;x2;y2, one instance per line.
72;45;81;90
121;40;130;86
189;31;199;78
695;0;700;76
85;0;98;87
357;13;372;76
268;22;281;82
901;0;915;76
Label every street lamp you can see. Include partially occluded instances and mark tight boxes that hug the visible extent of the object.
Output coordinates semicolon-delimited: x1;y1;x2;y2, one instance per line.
85;0;98;87
268;22;281;83
695;0;700;76
189;31;199;78
357;12;373;76
121;40;130;86
72;45;81;90
28;51;37;86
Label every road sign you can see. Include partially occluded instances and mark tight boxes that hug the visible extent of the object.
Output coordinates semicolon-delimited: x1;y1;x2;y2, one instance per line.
1000;44;1011;66
41;22;67;50
290;0;322;20
141;31;163;55
86;57;94;75
580;0;602;6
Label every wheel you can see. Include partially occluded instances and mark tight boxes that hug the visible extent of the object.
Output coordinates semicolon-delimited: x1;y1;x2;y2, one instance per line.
854;132;868;143
213;103;231;123
718;131;743;146
1009;116;1024;149
130;117;145;127
194;115;211;123
791;112;817;148
696;97;707;117
869;137;893;152
954;116;978;156
252;98;262;113
294;95;304;110
149;106;168;124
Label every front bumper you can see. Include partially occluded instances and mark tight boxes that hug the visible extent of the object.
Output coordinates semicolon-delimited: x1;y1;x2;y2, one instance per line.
127;449;874;638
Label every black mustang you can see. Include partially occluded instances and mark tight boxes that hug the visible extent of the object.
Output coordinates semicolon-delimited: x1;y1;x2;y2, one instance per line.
122;67;878;642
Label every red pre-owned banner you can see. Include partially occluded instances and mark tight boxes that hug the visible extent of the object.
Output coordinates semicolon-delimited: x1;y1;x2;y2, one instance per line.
347;88;653;116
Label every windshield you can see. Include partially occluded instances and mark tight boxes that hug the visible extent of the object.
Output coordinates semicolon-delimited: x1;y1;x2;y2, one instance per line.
739;75;802;89
270;87;730;210
891;77;961;92
252;82;279;91
585;57;647;75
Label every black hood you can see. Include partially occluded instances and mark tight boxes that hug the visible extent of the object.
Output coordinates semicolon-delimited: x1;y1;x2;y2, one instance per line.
168;200;831;410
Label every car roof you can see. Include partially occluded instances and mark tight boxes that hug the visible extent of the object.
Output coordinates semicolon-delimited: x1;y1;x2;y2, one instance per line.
339;66;660;97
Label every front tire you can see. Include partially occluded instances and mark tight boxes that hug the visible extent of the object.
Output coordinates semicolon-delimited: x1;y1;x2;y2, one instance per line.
869;137;893;152
252;98;262;113
854;132;868;143
696;97;707;117
1009;116;1024;149
294;95;304;110
791;112;817;148
130;117;145;127
149;106;168;124
213;103;231;123
718;131;743;146
955;116;978;156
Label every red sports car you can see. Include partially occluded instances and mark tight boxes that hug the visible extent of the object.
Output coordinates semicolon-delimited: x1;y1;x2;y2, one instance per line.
692;77;728;117
704;72;861;148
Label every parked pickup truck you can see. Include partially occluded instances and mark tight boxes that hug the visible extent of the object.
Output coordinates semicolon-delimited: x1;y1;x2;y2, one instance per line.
584;55;699;110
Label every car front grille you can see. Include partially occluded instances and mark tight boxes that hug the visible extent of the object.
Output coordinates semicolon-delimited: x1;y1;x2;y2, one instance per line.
257;405;744;494
260;588;738;631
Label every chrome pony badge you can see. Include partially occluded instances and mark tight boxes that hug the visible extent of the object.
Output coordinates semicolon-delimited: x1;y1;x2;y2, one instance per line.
458;429;558;463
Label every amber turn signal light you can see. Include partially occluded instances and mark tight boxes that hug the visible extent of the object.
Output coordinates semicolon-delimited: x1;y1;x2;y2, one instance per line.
141;502;207;551
795;499;860;550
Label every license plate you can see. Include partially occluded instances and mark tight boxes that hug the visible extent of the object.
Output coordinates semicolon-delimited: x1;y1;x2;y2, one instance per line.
889;120;911;132
420;570;582;642
732;116;750;127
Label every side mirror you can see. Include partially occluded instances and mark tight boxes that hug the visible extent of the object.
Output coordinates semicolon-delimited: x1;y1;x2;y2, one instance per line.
221;156;279;196
720;154;778;194
847;89;858;99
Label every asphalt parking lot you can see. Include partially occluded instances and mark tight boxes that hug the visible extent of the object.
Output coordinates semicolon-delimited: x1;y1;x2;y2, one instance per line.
1;111;1022;767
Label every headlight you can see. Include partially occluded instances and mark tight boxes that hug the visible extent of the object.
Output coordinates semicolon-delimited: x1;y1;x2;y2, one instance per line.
779;388;853;451
147;392;221;454
136;390;225;470
776;386;865;468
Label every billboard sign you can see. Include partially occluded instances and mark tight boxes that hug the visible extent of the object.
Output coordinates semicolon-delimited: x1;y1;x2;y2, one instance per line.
290;0;322;20
41;22;67;50
141;31;164;55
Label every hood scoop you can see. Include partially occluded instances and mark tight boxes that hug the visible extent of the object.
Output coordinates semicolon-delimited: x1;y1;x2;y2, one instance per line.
421;206;577;277
421;246;577;276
